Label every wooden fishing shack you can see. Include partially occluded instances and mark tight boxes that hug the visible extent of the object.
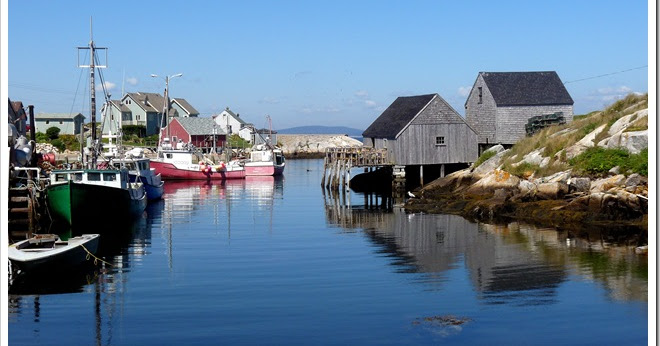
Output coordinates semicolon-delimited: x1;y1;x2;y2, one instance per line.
323;93;478;191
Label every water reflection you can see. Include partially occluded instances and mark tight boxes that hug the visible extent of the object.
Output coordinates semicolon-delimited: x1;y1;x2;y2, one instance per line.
324;192;647;304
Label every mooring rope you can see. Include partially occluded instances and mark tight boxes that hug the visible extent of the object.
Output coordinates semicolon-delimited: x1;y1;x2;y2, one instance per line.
80;244;113;267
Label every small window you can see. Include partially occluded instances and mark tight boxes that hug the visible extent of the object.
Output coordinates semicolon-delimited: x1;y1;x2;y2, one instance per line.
73;173;83;181
435;136;446;146
103;173;117;181
88;172;101;181
46;120;50;124
55;174;67;182
478;87;483;104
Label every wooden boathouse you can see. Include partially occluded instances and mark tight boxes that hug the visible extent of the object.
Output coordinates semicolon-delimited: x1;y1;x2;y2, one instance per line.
323;93;478;191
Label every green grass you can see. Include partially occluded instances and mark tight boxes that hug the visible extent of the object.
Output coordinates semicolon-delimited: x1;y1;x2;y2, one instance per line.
473;150;496;168
569;147;648;176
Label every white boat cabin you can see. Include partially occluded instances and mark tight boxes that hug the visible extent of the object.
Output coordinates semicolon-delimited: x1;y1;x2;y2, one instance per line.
50;169;133;190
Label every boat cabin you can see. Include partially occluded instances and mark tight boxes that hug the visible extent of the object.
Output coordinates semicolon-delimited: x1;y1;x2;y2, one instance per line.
50;169;132;190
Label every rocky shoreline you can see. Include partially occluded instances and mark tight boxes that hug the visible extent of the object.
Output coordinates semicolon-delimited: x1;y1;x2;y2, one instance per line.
405;166;648;231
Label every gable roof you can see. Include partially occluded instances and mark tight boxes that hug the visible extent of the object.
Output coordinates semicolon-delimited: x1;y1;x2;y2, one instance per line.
362;94;435;139
172;98;199;116
173;117;220;135
124;92;164;112
214;107;247;125
479;71;574;106
110;100;131;112
35;112;85;120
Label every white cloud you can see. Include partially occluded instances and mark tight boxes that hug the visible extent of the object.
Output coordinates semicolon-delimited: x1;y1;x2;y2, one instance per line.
596;86;633;95
364;100;377;108
259;97;280;104
354;90;369;98
97;81;116;91
299;105;341;114
457;86;471;97
126;77;138;86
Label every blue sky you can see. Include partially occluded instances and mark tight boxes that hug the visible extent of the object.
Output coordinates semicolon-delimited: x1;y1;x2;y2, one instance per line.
8;1;649;131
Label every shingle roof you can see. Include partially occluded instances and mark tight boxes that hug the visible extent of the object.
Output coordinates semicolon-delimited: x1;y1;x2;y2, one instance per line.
174;117;220;135
35;112;85;120
480;71;574;106
172;98;199;115
110;100;131;112
125;92;163;112
362;94;435;139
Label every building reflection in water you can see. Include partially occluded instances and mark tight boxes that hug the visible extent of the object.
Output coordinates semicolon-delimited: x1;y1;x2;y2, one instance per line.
324;191;647;305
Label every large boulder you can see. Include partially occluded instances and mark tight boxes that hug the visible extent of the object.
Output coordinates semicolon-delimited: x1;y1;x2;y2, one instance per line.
467;169;520;195
472;149;508;178
607;109;647;135
565;124;608;159
590;174;626;193
568;177;591;193
517;148;550;168
598;130;648;154
536;181;569;200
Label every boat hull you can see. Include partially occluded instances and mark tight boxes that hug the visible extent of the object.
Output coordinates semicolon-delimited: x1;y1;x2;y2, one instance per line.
130;175;164;200
47;181;147;227
8;234;100;273
150;160;246;180
245;163;285;176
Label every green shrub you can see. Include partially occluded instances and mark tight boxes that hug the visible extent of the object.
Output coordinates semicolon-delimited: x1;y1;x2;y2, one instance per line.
228;134;249;149
46;126;61;140
569;147;648;176
473;150;496;168
58;134;80;151
51;139;65;152
122;125;146;138
35;132;49;143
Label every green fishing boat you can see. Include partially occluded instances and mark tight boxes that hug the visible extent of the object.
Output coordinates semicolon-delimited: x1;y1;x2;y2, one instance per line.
47;168;147;228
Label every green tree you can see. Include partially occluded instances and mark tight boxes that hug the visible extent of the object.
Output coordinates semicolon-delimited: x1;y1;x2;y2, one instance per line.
46;126;61;140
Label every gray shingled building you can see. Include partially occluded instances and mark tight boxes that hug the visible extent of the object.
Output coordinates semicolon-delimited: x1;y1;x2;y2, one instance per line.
465;71;574;152
363;93;478;182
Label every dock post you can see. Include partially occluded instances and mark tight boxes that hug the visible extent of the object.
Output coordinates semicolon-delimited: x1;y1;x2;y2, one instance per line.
321;155;327;187
440;163;445;178
420;165;424;187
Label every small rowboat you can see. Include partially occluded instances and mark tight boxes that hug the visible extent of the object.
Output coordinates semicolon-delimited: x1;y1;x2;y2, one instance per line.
8;234;100;275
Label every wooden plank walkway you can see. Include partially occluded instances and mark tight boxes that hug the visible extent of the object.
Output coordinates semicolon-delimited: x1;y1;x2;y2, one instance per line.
321;147;391;190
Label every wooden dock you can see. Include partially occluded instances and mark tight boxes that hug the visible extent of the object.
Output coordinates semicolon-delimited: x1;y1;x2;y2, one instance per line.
321;147;391;190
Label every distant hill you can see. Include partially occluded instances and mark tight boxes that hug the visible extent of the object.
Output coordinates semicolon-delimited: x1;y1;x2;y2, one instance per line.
277;126;363;136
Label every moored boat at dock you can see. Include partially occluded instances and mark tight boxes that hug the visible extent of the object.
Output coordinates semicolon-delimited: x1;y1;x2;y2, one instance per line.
8;233;100;275
47;168;147;227
110;148;164;200
244;144;285;176
150;139;245;180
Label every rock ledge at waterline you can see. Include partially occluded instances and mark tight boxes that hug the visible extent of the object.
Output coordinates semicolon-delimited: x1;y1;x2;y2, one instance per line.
405;163;648;229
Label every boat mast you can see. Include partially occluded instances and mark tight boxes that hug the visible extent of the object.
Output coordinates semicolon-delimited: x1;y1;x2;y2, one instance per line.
77;18;107;167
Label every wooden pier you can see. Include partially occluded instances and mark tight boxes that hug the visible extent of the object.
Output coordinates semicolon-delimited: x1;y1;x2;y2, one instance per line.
321;147;391;190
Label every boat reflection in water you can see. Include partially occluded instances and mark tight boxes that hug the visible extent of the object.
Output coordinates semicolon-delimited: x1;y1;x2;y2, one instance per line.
324;191;647;304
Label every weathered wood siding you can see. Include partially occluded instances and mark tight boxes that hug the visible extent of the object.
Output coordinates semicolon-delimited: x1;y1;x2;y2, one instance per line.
466;74;574;145
465;74;497;144
395;123;477;165
395;97;478;165
495;105;574;144
363;137;397;164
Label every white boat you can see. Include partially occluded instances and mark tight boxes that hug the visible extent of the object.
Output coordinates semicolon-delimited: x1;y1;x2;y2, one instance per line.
245;144;285;176
110;148;165;200
8;234;101;274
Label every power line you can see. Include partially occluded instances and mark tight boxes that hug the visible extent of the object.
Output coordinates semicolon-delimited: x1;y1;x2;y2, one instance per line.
564;65;647;84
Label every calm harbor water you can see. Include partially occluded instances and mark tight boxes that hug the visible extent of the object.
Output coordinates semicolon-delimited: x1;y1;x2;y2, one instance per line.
8;159;648;345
